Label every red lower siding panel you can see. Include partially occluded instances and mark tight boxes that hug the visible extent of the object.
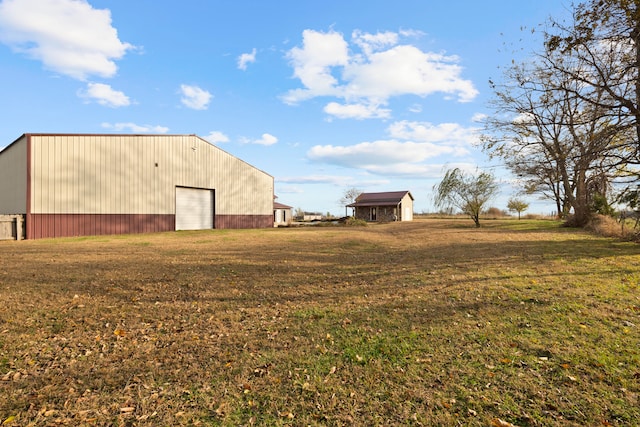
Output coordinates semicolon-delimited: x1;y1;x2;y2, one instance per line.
27;214;175;239
215;215;272;229
25;214;271;238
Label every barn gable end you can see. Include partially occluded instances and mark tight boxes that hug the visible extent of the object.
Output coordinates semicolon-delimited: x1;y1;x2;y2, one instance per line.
0;133;274;239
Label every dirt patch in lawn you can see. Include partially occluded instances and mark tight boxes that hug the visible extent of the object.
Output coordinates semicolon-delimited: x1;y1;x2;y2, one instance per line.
0;219;639;426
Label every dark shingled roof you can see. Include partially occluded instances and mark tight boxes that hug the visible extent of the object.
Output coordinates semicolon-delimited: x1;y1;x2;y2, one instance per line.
347;191;413;207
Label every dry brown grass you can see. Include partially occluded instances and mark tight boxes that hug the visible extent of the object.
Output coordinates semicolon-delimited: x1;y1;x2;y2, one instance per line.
586;214;638;240
0;219;639;426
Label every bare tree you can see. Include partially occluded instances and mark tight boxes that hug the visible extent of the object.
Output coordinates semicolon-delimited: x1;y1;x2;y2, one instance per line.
433;168;499;228
482;42;631;226
545;0;640;161
339;187;362;216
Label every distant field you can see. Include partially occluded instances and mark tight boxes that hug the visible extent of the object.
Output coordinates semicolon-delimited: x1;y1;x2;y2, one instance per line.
0;219;639;426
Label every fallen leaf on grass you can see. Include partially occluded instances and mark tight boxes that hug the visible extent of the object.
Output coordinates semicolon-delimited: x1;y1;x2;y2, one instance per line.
491;418;519;427
2;416;16;425
137;413;155;421
114;328;126;337
253;363;271;377
278;411;294;419
215;403;227;417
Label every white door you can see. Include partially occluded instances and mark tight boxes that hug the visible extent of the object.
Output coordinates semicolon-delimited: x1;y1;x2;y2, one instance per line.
404;206;413;221
175;187;214;230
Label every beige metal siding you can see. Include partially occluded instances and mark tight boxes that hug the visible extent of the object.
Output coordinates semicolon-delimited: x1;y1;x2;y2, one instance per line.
401;193;414;221
0;136;28;214
29;134;273;216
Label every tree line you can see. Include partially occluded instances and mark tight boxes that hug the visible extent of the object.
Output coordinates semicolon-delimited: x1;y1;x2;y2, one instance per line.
343;1;640;228
479;0;640;227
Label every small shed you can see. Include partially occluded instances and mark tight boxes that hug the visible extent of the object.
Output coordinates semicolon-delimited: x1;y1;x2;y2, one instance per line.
348;191;414;222
302;212;323;221
273;201;292;226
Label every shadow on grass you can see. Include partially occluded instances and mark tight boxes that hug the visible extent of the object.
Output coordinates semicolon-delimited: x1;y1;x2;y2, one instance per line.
2;221;639;426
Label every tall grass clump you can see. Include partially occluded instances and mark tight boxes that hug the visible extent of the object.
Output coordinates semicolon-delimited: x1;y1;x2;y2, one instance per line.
586;214;635;239
345;217;368;226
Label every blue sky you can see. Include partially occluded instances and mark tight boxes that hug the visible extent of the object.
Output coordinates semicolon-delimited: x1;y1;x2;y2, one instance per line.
0;0;570;215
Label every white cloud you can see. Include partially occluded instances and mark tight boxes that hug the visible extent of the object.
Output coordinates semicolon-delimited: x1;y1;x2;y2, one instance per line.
203;131;230;144
79;82;130;107
253;133;278;146
399;29;426;38
239;134;278;146
387;120;480;146
101;122;169;133
277;185;305;194
180;84;212;110
308;140;460;168
344;46;477;102
471;113;488;123
283;29;349;103
306;120;478;177
278;175;353;185
283;29;478;118
352;30;398;55
513;112;535;125
323;101;391;120
0;0;134;80
237;48;257;70
364;163;452;178
277;175;389;187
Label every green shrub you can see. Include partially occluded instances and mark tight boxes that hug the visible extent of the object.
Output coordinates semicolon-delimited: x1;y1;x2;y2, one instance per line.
345;217;367;226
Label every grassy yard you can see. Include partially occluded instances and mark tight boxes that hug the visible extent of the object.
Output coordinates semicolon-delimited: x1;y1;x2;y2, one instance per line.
0;219;638;426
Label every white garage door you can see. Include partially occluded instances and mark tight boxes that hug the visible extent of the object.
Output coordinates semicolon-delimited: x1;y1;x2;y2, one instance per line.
175;187;214;230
